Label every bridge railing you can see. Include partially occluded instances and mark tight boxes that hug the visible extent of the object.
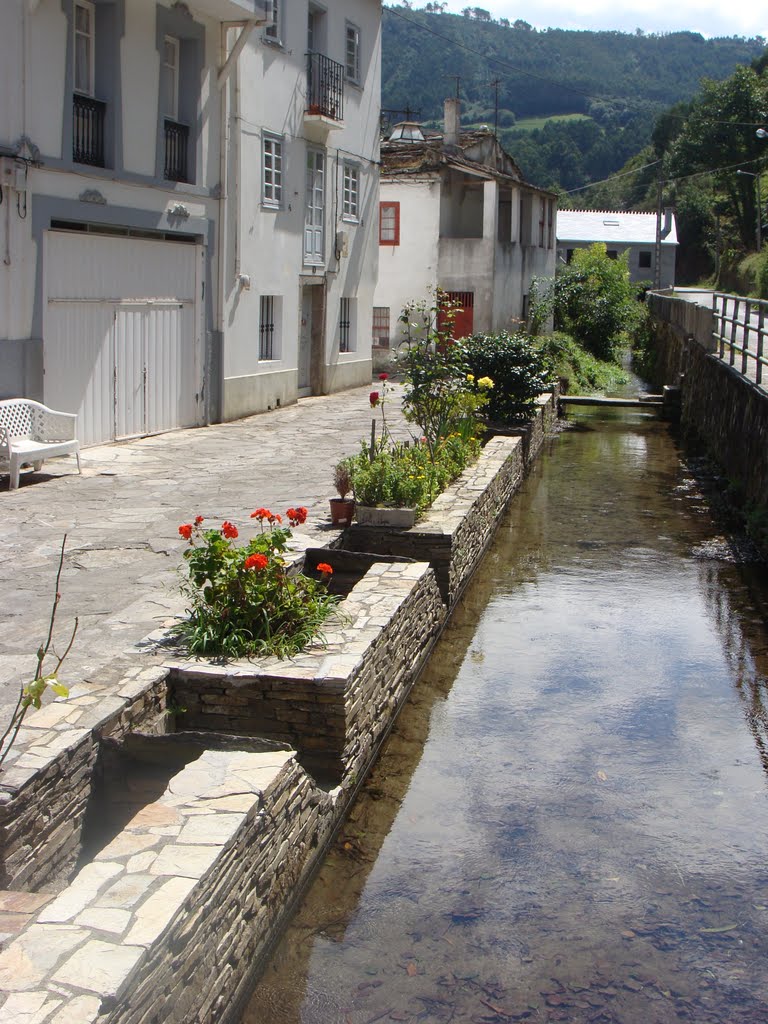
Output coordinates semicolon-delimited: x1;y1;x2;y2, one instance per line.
712;292;768;387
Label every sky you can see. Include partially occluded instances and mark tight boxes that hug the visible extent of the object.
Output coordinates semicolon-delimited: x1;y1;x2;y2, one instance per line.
437;1;767;42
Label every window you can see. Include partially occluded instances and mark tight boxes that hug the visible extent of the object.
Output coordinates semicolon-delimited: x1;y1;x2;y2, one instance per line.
372;307;391;348
304;149;325;265
160;36;180;120
566;248;575;263
339;297;353;353
638;250;652;269
259;296;280;360
343;163;359;220
345;22;360;83
74;0;95;96
538;198;546;247
379;202;400;245
265;0;281;44
606;250;618;259
262;134;283;208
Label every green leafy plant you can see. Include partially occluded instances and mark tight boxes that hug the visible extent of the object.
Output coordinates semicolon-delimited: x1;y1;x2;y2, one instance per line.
461;331;552;424
350;435;479;511
534;331;630;393
396;291;481;457
0;536;74;767
175;509;338;659
532;244;646;362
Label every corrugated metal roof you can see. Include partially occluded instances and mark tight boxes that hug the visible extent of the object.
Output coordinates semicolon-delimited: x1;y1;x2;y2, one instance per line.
556;209;678;246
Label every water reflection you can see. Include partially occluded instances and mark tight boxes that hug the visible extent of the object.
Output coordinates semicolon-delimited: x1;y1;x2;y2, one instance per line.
242;409;768;1024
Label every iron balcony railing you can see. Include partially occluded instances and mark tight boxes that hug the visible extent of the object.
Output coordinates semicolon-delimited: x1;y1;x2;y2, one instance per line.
306;52;344;122
712;292;768;388
72;93;106;167
164;119;190;183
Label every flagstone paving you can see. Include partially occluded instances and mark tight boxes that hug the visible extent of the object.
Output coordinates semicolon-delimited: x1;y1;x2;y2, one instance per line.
0;383;408;721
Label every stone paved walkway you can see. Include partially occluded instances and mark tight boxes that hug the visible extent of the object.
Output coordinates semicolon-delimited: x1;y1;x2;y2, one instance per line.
0;383;408;720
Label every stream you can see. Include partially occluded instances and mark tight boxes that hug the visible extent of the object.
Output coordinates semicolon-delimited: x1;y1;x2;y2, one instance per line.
241;406;768;1024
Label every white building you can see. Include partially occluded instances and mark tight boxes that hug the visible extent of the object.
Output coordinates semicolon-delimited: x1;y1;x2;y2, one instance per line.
0;0;380;446
556;209;678;288
372;99;557;351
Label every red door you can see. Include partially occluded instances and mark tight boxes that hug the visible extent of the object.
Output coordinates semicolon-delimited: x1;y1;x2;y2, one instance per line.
438;291;475;340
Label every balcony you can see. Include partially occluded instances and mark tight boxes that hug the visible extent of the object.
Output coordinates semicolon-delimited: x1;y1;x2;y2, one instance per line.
164;120;190;183
72;94;106;168
189;0;270;20
305;52;344;137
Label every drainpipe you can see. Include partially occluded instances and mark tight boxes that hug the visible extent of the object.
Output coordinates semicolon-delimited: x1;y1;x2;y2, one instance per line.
215;18;261;423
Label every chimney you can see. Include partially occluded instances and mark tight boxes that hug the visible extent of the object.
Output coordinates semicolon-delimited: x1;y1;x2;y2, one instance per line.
444;97;460;147
661;207;673;239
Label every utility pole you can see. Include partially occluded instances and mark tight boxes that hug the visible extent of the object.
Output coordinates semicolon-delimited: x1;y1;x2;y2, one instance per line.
654;169;663;290
490;78;501;139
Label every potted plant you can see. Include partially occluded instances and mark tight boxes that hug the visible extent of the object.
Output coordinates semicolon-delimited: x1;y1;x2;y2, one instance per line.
330;459;355;526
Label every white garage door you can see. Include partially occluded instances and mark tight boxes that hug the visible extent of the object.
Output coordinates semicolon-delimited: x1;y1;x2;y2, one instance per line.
44;230;204;446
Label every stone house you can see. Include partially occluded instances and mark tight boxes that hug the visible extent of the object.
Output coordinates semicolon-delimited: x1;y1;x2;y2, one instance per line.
556;209;678;288
372;99;557;352
0;0;380;445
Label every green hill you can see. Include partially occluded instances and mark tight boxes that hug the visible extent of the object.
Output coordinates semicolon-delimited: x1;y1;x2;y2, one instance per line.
382;6;766;189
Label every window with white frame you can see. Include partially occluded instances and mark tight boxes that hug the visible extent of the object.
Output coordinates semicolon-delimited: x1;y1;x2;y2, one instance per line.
160;36;180;120
345;22;360;83
262;134;283;208
342;163;359;221
339;297;354;353
304;148;325;265
265;0;282;44
372;307;390;348
74;0;95;96
259;295;280;360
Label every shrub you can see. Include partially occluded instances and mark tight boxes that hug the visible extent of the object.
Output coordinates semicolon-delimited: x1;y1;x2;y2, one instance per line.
396;291;482;456
461;331;552;424
534;331;629;393
532;243;646;361
176;509;338;659
350;435;480;511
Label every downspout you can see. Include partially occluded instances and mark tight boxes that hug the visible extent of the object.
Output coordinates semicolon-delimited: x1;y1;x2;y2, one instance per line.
215;19;259;423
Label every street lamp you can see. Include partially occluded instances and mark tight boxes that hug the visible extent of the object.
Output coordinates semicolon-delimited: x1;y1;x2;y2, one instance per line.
757;128;768;140
736;168;762;250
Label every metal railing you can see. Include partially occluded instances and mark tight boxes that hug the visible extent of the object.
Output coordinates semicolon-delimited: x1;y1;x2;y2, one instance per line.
164;119;190;183
712;292;768;387
306;52;344;121
72;93;106;167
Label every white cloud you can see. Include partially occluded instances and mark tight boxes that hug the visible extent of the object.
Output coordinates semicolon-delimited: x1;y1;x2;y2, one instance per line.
440;1;767;41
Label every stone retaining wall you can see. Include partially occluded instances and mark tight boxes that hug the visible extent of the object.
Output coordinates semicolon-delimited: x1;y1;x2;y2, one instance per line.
648;293;768;508
343;395;556;606
0;744;339;1024
170;561;444;781
0;662;169;892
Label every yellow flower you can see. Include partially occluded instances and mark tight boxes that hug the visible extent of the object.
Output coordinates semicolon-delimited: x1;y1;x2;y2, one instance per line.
466;373;475;383
478;376;494;390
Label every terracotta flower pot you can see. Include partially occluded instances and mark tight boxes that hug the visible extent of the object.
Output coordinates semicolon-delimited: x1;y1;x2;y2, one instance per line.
329;497;355;526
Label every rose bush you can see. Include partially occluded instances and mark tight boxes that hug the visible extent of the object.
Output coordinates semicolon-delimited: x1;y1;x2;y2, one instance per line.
175;508;338;659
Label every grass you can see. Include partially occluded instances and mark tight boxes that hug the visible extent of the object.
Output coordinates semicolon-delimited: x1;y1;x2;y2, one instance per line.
512;112;593;132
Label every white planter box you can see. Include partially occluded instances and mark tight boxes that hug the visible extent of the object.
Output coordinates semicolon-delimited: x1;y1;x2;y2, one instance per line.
354;505;417;529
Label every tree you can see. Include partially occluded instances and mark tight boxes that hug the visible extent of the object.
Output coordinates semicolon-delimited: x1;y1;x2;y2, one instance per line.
667;66;768;250
533;244;645;361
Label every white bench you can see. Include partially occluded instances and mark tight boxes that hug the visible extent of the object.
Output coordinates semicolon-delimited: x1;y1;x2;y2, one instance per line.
0;399;82;490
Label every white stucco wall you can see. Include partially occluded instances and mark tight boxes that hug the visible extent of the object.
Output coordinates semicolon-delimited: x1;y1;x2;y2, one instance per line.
373;177;440;346
220;0;381;419
0;0;221;402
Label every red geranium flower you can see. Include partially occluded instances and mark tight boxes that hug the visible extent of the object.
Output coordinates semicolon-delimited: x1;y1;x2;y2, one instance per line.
287;506;308;526
269;513;282;524
194;515;204;525
378;372;389;381
244;553;268;571
369;391;380;407
316;562;334;575
221;521;239;539
250;507;271;521
178;523;193;540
